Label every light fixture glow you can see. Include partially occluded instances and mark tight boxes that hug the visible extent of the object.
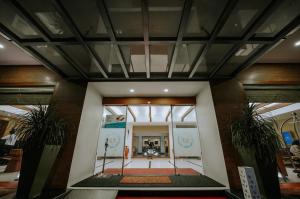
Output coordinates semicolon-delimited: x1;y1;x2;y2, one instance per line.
129;89;135;93
0;43;4;49
295;40;300;47
164;88;169;92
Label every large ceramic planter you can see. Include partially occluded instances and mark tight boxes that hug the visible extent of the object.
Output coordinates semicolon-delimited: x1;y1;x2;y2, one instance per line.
16;145;61;199
238;147;280;199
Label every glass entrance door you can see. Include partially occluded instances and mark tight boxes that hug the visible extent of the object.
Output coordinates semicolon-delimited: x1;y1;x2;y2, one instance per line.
171;105;203;175
95;105;128;175
94;104;203;176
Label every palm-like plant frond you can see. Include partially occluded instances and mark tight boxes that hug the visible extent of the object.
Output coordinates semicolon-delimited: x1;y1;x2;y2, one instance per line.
15;104;66;150
231;102;279;164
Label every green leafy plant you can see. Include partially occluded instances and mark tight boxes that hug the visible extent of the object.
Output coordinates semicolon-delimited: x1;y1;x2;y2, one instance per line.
231;102;279;164
15;104;66;150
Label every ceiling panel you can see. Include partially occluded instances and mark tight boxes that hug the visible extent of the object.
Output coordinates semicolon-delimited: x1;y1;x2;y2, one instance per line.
0;0;299;80
0;34;39;65
258;29;300;63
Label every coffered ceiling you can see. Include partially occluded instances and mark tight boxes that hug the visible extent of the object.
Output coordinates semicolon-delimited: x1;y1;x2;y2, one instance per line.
0;0;299;80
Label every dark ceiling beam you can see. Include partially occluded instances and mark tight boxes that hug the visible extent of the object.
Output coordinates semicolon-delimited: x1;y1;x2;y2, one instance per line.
52;0;108;78
5;0;88;79
168;0;193;78
232;15;300;76
19;37;274;46
0;24;66;77
96;0;129;78
209;0;283;78
188;0;238;78
141;0;150;78
89;71;213;81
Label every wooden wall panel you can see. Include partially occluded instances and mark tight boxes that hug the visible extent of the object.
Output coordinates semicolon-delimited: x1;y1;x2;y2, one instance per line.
0;65;59;86
210;79;245;189
237;63;300;85
44;79;87;195
102;97;196;105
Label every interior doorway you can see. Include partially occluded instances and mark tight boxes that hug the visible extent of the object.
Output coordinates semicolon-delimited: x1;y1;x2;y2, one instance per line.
94;103;203;176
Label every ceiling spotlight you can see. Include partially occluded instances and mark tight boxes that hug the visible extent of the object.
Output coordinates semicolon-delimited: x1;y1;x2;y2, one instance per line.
129;89;135;93
164;88;169;93
0;43;4;49
295;40;300;47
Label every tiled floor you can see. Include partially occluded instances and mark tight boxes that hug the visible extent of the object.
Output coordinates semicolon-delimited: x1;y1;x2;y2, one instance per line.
285;167;300;182
95;158;203;174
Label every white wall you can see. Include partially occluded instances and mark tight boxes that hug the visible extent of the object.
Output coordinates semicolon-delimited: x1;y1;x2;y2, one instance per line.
67;83;103;187
196;82;229;188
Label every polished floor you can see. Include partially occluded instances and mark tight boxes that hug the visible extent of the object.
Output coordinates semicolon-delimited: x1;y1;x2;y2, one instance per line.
94;158;203;175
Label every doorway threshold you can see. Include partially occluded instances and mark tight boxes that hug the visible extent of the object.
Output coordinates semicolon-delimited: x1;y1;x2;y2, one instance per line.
71;175;226;190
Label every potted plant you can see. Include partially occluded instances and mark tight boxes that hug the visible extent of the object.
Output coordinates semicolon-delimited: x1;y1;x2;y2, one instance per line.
231;103;280;199
15;105;66;199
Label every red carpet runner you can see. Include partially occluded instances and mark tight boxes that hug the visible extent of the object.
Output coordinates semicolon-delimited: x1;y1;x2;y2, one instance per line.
117;197;227;199
104;168;199;175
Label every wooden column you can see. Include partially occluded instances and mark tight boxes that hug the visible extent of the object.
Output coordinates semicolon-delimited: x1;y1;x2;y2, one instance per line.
43;79;87;196
210;79;246;190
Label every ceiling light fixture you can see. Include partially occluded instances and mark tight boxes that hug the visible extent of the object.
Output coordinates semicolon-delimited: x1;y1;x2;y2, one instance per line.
0;43;4;49
295;40;300;47
164;88;169;93
129;89;135;93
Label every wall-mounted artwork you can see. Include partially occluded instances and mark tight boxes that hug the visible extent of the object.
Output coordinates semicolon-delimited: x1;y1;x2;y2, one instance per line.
282;131;294;145
104;115;126;128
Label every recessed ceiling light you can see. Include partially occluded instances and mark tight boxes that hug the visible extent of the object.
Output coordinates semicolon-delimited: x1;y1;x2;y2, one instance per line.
0;43;4;49
129;89;135;93
295;40;300;47
164;88;169;93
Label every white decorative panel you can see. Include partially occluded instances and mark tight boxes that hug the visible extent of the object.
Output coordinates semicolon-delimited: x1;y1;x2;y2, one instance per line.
98;128;125;157
173;128;201;157
238;166;261;199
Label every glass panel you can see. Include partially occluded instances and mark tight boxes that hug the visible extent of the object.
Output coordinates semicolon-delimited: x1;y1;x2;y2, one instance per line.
216;44;262;76
62;0;108;38
174;44;203;72
61;45;102;76
150;44;174;72
95;106;128;175
184;0;228;37
120;45;145;73
17;0;73;38
196;44;234;74
92;44;123;74
151;106;171;122
0;1;40;39
218;0;271;37
129;106;149;122
32;45;79;76
105;0;143;38
149;0;184;37
171;105;203;174
255;0;300;37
